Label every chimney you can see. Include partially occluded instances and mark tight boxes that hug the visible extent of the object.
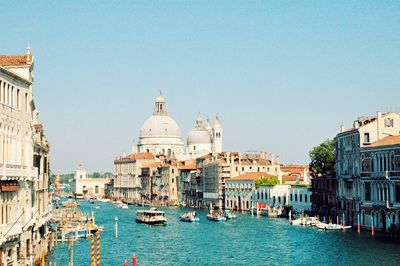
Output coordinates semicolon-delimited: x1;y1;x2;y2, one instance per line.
340;125;345;132
353;121;359;129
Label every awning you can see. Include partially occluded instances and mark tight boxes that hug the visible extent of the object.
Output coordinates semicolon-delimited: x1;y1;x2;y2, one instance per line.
0;181;19;192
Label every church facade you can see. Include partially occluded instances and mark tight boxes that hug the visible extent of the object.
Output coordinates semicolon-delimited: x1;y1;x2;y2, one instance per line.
137;93;223;159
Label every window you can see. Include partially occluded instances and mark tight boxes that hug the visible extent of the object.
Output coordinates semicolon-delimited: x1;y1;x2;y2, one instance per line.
193;146;196;151
290;194;293;201
305;194;308;202
365;182;371;201
295;194;298;201
364;133;370;143
172;177;174;183
385;118;393;128
396;184;400;203
300;194;302;202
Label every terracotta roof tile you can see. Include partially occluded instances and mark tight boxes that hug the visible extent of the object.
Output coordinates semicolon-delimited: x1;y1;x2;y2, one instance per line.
367;135;400;148
0;55;32;66
226;172;273;181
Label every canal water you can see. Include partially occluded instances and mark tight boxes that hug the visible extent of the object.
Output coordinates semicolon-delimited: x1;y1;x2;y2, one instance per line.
49;200;400;266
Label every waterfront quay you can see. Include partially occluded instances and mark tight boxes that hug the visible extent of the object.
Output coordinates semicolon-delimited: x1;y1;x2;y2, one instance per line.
49;200;400;266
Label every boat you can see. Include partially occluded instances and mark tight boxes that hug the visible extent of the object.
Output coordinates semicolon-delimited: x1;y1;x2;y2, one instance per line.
89;198;95;204
206;213;226;222
137;201;151;207
291;216;319;226
117;202;128;209
180;212;200;222
224;210;237;219
62;200;80;208
136;208;167;225
206;203;226;222
316;222;351;230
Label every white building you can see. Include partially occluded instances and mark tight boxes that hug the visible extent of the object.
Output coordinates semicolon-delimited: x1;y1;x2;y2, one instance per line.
187;114;222;158
137;93;223;159
137;94;184;157
72;163;110;198
225;172;271;211
253;185;312;213
0;46;51;265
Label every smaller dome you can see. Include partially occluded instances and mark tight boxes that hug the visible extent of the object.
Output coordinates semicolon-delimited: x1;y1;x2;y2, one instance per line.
187;129;211;145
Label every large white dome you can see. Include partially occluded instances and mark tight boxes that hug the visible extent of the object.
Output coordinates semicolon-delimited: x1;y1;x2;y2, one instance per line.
187;129;211;145
140;115;181;138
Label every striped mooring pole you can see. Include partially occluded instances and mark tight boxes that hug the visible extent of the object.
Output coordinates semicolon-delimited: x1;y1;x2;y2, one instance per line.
357;213;360;233
97;232;101;266
91;234;95;266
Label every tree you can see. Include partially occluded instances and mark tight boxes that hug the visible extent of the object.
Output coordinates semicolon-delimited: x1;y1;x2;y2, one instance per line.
255;176;279;189
309;139;335;178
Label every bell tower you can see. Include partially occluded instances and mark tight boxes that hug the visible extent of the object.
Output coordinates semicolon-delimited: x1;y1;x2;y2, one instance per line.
212;115;223;153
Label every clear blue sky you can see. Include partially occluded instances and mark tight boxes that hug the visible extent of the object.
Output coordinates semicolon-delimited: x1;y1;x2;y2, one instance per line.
1;1;399;173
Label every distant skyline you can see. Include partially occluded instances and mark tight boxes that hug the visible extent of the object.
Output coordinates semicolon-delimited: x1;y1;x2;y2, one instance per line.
1;1;399;173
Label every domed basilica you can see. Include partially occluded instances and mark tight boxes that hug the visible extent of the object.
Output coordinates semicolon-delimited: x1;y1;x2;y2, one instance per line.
137;93;222;159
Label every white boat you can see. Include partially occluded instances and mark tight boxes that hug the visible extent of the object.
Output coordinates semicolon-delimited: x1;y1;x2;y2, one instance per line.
118;203;128;209
291;216;319;226
136;207;167;225
316;222;351;230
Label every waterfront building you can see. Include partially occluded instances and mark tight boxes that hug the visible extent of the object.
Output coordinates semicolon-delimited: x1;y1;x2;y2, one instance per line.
177;160;197;205
72;163;110;198
113;152;157;200
0;47;51;265
310;175;337;220
193;152;281;209
225;172;271;211
253;183;312;213
335;112;400;226
358;135;400;232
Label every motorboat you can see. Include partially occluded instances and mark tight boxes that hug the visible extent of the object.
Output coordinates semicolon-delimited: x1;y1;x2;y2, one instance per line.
117;202;128;209
207;214;226;222
62;200;80;208
207;203;226;222
316;222;351;230
180;212;199;222
136;208;167;225
291;216;319;226
224;210;237;219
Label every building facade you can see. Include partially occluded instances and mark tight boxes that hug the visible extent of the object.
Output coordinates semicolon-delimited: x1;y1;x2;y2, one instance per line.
358;135;400;233
72;164;110;198
335;112;400;226
253;185;312;213
113;153;157;201
225;172;271;211
0;48;51;265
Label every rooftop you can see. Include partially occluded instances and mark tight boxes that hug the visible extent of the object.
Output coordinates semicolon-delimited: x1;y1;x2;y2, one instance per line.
367;135;400;148
226;172;273;182
0;54;32;66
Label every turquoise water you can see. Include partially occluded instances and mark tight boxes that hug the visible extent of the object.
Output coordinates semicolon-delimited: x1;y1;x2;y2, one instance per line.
49;200;400;266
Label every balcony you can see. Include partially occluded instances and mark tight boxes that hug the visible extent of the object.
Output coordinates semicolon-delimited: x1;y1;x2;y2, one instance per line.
0;164;38;181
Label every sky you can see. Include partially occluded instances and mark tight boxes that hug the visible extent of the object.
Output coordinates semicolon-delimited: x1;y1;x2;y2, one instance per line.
1;1;399;173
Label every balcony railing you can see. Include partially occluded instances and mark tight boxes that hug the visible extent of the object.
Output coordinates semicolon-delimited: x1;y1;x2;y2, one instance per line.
0;164;38;180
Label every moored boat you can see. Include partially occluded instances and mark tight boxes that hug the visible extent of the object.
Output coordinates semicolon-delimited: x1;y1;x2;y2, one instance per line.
136;207;167;225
